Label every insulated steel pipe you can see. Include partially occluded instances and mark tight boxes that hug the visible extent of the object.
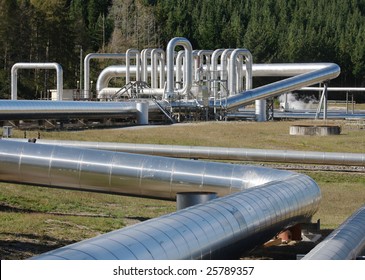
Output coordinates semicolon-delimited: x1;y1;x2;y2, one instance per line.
228;49;253;95
214;63;340;110
7;140;364;167
0;140;320;259
303;204;365;260
0;140;296;198
84;53;129;99
96;65;134;94
11;63;63;100
31;173;320;260
151;49;165;88
126;49;141;83
0;100;137;120
165;37;193;99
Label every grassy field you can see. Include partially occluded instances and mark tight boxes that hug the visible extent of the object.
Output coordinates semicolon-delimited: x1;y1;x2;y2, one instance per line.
0;119;365;259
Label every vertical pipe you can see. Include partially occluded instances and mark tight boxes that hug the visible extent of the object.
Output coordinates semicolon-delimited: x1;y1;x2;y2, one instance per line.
165;37;193;99
255;100;267;122
136;101;149;125
220;49;234;97
176;192;217;210
126;49;141;83
228;49;253;95
79;47;83;98
176;51;185;90
323;83;328;120
211;49;224;115
158;51;165;89
141;48;153;83
151;49;164;88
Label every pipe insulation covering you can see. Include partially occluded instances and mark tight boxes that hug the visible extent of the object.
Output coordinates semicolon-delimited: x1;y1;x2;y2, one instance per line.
11;63;63;100
7;139;364;167
84;53;128;99
95;63;340;95
303;204;365;260
32;175;320;260
217;63;340;110
0;100;138;120
0;140;293;198
166;37;193;99
0;141;321;259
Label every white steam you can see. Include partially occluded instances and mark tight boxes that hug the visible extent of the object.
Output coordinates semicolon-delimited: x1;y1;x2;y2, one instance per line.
278;92;317;111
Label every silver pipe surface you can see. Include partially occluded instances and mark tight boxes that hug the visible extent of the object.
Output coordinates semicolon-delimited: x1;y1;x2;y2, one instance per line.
166;37;193;99
229;49;253;95
301;86;365;92
0;140;295;198
303;204;365;260
151;49;165;88
0;100;137;120
273;110;365;119
126;49;141;83
11;63;63;100
84;53;127;99
96;65;131;93
213;63;340;110
8;139;364;167
0;140;320;259
31;173;320;260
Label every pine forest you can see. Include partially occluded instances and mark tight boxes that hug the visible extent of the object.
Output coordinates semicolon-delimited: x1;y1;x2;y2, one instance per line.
1;0;365;100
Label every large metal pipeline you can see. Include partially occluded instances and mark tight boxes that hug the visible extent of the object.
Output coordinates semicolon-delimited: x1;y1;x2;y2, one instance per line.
0;140;295;198
32;174;320;260
0;140;320;259
303;204;365;260
95;61;340;122
5;139;365;167
216;63;340;110
11;63;63;100
0;100;137;120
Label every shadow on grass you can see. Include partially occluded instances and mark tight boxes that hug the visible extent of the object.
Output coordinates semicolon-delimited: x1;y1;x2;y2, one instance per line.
0;232;77;260
0;203;113;218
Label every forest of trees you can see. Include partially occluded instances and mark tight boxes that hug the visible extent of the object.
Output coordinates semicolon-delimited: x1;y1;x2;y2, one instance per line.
1;0;365;99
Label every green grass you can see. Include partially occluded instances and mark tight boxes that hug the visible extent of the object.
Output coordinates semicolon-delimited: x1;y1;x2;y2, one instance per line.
0;120;364;259
304;172;365;229
8;119;365;152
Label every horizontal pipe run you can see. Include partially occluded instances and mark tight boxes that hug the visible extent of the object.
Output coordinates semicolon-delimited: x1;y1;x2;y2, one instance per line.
300;87;365;92
0;100;138;120
0;141;294;198
7;139;365;167
303;204;365;260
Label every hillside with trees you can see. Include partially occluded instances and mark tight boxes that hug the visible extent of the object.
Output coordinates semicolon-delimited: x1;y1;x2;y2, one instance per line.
1;0;365;99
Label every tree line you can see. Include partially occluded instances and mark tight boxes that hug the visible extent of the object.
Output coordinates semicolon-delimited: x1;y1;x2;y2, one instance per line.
1;0;365;100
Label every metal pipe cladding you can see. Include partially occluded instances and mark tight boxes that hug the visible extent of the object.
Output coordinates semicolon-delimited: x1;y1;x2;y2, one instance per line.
0;140;321;259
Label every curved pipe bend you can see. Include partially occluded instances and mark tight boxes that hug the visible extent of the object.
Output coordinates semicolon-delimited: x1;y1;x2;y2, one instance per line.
11;63;63;100
166;37;193;99
0;141;321;259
